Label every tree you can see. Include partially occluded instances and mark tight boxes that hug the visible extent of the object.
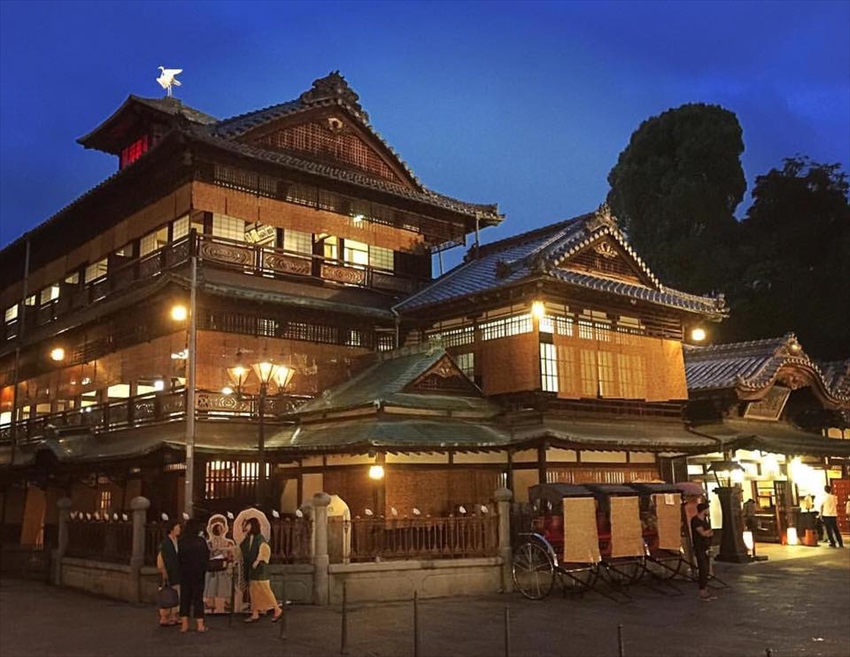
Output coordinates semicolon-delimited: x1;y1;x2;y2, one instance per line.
606;103;746;293
719;157;850;359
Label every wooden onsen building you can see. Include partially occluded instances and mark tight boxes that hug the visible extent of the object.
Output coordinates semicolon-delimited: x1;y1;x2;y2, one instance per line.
0;70;772;550
683;334;850;541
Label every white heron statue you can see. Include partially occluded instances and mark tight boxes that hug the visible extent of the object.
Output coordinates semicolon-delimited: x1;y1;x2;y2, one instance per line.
156;66;183;97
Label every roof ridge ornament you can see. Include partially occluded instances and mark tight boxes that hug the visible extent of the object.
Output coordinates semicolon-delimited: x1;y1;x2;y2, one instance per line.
156;66;183;97
300;71;369;123
585;202;618;233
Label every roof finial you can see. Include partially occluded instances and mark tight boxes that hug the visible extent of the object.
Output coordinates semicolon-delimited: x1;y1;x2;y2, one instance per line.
156;66;183;97
299;71;368;123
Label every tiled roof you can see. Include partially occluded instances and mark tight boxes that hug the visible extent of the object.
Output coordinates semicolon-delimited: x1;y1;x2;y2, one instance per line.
690;419;850;458
394;205;726;316
684;333;850;404
128;95;219;125
295;345;498;416
186;126;501;221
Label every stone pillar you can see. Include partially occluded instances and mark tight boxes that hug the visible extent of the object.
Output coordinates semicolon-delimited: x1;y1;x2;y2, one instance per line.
53;498;72;585
312;492;331;605
129;497;151;603
495;487;513;593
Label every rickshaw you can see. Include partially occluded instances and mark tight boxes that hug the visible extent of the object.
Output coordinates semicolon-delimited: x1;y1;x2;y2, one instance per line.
512;483;626;601
626;481;693;581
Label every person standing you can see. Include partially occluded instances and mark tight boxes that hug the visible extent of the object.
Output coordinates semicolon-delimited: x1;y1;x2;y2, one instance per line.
178;518;210;633
820;485;844;548
690;502;715;601
239;517;283;623
156;519;181;626
204;515;236;614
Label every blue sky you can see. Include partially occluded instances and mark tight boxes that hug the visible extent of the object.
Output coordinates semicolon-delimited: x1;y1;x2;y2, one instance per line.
1;1;848;272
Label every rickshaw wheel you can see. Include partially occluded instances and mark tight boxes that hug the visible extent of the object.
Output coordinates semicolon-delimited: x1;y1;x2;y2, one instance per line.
512;540;555;600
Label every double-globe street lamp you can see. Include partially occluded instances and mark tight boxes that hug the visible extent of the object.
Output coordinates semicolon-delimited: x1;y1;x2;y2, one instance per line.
227;357;294;508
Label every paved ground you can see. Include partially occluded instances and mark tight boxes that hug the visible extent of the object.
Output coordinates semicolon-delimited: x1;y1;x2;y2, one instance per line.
1;543;848;657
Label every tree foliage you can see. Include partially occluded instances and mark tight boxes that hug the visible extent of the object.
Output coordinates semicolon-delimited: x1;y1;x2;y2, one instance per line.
719;157;850;359
606;103;746;293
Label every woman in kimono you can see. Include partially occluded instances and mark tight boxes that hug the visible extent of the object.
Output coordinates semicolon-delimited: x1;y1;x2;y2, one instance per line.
203;515;236;614
239;517;283;623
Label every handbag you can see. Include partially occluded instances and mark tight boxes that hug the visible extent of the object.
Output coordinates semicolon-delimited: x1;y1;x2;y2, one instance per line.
157;584;179;609
207;558;227;572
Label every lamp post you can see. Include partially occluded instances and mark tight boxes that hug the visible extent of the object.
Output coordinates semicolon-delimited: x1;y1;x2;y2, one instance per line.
228;356;293;508
708;460;750;563
170;246;197;518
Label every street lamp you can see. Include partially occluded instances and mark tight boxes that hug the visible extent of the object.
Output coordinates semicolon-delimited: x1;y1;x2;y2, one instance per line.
228;355;294;508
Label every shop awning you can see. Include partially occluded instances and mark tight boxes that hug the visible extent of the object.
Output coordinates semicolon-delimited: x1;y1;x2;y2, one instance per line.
690;419;850;458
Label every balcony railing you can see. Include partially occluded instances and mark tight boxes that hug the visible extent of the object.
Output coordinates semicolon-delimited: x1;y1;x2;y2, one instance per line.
0;389;301;446
2;232;428;344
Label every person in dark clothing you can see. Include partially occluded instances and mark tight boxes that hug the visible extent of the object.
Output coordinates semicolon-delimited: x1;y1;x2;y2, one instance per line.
178;518;211;633
690;501;715;601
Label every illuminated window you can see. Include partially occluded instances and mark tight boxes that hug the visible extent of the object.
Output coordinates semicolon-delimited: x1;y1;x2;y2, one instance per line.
85;259;108;283
343;239;369;266
98;490;112;515
579;349;598;397
212;214;246;242
597;351;616;396
140;227;168;256
40;284;60;305
617;353;646;399
283;229;312;255
120;135;149;168
4;305;18;323
480;314;532;341
322;236;339;260
540;343;559;392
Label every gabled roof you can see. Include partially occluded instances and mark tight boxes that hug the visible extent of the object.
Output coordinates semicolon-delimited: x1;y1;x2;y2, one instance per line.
295;345;498;418
73;71;502;227
394;204;727;317
684;333;850;408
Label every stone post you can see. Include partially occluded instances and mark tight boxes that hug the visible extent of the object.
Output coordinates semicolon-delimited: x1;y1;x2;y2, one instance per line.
129;497;151;602
495;487;513;594
53;498;72;585
312;492;331;605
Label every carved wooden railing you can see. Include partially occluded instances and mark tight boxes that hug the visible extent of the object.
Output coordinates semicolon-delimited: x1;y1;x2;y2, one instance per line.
346;514;499;562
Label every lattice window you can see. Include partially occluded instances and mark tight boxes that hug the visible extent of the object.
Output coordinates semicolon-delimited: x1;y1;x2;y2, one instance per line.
140;227;168;256
257;123;401;183
369;245;393;271
377;333;395;352
283;229;312;255
98;490;112;515
455;352;475;379
85;259;108;283
540;343;559;393
172;215;189;240
40;284;60;305
579;349;598;397
597;351;616;397
120;135;149;169
617;353;646;399
480;314;532;342
204;460;269;500
212;214;246;242
432;325;474;348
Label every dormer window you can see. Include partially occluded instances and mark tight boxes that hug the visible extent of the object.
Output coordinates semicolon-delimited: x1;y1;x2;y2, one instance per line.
120;135;149;169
